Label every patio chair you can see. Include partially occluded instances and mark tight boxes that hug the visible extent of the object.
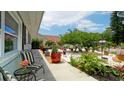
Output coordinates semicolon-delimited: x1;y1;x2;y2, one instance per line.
0;66;37;81
20;51;45;74
0;67;17;81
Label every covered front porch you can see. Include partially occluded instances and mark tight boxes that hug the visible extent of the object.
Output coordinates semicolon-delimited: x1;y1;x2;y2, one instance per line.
0;11;46;80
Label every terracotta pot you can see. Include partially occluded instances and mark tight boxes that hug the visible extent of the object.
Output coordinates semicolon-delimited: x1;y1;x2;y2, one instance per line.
51;52;61;63
117;54;124;61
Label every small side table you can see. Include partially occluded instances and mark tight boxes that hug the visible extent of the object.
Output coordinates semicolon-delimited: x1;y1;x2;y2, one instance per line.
14;68;36;81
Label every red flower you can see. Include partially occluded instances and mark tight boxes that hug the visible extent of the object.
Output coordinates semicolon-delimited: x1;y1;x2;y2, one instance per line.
114;65;124;71
20;60;30;68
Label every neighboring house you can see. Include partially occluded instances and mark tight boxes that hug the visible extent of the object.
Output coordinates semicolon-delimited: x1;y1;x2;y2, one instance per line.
0;11;44;74
42;35;60;43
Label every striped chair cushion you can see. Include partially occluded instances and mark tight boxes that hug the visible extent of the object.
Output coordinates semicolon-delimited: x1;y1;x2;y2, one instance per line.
20;51;44;73
21;51;45;74
26;51;44;69
25;52;32;64
28;51;35;64
20;51;27;60
20;51;35;65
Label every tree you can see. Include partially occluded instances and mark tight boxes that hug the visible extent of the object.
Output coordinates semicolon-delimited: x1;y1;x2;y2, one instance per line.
60;29;102;52
81;32;101;52
32;39;42;49
111;11;124;45
45;40;55;48
102;27;112;42
60;29;82;46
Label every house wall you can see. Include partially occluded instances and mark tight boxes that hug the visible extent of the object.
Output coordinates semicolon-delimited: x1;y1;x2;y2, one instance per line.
0;52;21;74
0;11;23;75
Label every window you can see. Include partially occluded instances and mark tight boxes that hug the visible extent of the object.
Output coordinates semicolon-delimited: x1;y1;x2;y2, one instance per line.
4;12;18;53
4;33;17;52
5;12;18;35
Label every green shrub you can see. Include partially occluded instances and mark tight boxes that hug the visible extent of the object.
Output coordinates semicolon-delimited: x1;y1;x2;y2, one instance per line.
120;43;124;49
32;39;42;49
45;40;55;48
70;53;105;74
79;53;105;74
52;45;58;53
70;53;123;80
70;57;79;67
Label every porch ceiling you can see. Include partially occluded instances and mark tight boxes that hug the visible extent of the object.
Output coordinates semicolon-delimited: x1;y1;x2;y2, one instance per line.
18;11;44;37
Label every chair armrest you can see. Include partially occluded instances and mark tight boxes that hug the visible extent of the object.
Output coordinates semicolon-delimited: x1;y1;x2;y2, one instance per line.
27;65;39;69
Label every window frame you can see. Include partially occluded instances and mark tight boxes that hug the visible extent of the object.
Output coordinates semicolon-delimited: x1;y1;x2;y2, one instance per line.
4;12;19;54
0;11;22;64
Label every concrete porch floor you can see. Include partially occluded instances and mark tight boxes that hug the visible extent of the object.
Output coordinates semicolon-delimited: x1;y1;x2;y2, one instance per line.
38;50;97;81
31;50;56;81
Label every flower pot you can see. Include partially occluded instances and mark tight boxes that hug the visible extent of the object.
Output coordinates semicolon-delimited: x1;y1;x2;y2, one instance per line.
117;54;124;61
51;52;61;63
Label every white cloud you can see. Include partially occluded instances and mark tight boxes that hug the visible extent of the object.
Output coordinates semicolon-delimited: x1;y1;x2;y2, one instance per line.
98;11;112;15
77;19;103;32
40;11;95;30
40;11;110;33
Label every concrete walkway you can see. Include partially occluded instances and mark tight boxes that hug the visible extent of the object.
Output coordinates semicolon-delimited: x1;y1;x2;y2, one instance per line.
39;50;97;81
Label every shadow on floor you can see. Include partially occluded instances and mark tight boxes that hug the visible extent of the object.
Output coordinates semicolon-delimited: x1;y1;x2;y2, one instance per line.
36;59;56;81
32;49;56;81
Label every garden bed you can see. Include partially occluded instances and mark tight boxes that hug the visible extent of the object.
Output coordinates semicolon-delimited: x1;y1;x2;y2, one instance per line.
69;53;124;81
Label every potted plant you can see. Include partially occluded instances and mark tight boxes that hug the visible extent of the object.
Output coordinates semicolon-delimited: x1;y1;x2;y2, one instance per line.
51;45;61;63
116;48;124;61
44;40;54;56
32;39;40;49
117;54;124;61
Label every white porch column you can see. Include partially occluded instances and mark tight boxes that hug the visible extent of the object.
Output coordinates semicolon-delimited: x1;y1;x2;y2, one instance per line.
26;29;28;44
17;19;22;51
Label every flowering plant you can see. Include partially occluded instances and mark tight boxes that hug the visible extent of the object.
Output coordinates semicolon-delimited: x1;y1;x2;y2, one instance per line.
20;60;30;68
115;65;124;71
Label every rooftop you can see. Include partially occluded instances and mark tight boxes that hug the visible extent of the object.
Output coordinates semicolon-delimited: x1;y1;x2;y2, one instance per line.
43;35;60;43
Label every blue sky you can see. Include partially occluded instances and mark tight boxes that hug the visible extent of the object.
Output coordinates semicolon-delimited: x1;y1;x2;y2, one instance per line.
39;11;111;36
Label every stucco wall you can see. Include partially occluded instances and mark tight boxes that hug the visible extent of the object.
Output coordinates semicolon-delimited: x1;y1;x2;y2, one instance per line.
0;54;21;75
